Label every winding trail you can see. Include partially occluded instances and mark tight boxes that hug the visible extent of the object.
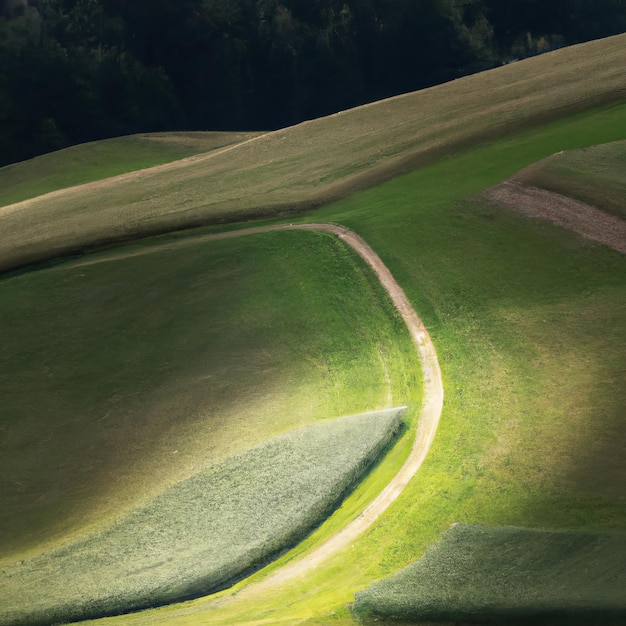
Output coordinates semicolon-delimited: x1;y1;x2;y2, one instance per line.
240;223;443;594
73;221;444;597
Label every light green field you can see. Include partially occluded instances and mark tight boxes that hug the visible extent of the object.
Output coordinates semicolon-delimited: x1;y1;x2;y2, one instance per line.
1;35;625;626
1;409;404;626
0;131;261;208
353;524;626;624
0;34;625;272
511;139;626;219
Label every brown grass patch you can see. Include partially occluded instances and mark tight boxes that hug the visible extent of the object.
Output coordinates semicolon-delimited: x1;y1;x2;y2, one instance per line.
485;180;626;254
508;139;626;219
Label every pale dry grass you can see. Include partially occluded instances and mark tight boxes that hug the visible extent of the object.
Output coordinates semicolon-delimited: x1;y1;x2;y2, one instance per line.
353;525;626;623
1;34;626;272
0;410;404;626
0;131;261;209
131;131;257;148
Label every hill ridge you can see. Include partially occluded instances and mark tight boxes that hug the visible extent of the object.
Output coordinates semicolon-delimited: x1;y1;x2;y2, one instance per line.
1;34;625;273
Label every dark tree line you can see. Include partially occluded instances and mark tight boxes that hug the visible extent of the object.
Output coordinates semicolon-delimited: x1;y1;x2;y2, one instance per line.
1;0;625;166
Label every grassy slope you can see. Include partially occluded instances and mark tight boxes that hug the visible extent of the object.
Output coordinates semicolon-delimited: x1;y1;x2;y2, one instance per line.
0;131;261;208
1;36;624;626
1;34;625;273
511;139;626;219
2;410;404;626
89;100;626;626
0;231;419;562
353;524;626;623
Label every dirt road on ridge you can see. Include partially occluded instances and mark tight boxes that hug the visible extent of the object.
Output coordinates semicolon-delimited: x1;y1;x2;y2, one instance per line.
72;222;444;596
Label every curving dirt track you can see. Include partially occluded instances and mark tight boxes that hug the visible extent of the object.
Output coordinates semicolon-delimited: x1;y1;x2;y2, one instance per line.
241;223;444;593
69;221;444;602
72;222;444;596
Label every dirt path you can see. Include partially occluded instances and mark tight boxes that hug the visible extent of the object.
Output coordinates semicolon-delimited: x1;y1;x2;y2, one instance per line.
70;222;444;596
485;180;626;254
236;224;443;595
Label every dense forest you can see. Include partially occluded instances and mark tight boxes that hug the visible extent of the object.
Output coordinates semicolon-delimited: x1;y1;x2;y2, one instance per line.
1;0;625;166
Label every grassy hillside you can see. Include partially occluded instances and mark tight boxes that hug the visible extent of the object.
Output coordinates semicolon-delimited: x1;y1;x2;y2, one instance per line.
1;34;625;273
0;230;419;561
0;131;260;209
353;524;626;624
511;139;626;219
83;94;626;626
1;35;625;626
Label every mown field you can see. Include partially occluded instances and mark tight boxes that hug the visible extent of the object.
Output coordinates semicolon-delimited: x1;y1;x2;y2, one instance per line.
511;138;626;219
0;34;625;273
2;409;404;626
353;524;626;624
0;131;260;208
1;34;625;626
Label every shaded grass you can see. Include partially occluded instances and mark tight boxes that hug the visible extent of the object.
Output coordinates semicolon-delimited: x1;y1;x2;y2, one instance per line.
0;230;419;561
1;409;404;626
1;34;626;273
511;139;626;219
0;131;260;208
353;524;626;624
91;96;626;625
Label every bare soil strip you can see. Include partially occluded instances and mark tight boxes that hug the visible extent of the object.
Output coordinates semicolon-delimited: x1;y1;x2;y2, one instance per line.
485;180;626;254
69;222;444;598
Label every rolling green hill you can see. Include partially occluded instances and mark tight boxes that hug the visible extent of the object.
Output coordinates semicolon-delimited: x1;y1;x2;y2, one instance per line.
0;34;625;626
0;34;625;273
131;102;624;626
0;230;418;562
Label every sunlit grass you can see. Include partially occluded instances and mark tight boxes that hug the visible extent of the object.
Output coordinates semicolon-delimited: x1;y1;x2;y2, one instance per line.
88;97;626;626
1;36;625;626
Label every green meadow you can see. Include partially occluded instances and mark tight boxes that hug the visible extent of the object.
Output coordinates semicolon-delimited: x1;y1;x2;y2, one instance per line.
0;35;625;626
0;230;419;563
114;99;624;626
